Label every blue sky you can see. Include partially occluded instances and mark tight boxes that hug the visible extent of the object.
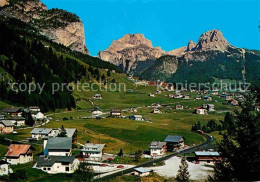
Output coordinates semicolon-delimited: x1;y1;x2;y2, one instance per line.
42;0;260;56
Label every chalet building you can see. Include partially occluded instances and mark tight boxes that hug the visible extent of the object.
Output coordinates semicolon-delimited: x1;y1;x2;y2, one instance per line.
195;95;202;100
207;104;215;111
110;109;122;117
0;160;13;176
151;108;162;114
195;151;222;163
203;96;212;101
151;103;161;108
168;94;174;98
51;128;78;144
229;99;239;106
81;143;105;161
129;107;138;113
5;144;34;165
0;120;14;134
149;141;167;157
93;94;102;99
134;167;152;177
36;155;78;174
164;135;184;151
176;104;184;110
203;104;214;111
44;137;72;156
129;115;144;121
148;93;155;97
30;128;52;140
155;90;161;94
91;106;103;116
195;108;208;115
5;116;26;126
31;111;45;120
220;94;233;101
183;95;190;99
2;108;22;117
174;94;183;99
29;106;40;112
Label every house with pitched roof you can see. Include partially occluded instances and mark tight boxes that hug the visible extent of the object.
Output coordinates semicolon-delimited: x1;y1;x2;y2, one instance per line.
2;108;22;117
110;109;122;117
149;141;167;156
35;155;79;174
43;137;72;156
195;151;222;163
91;106;103;116
81;143;105;161
134;167;152;177
30;128;52;140
164;135;184;151
29;106;40;112
5;144;34;165
0;120;14;134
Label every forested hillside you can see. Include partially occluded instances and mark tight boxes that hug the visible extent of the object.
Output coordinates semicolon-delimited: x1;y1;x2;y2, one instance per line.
0;16;122;111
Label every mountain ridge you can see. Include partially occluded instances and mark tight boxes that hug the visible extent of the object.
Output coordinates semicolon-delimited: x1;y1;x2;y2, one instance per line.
0;0;89;54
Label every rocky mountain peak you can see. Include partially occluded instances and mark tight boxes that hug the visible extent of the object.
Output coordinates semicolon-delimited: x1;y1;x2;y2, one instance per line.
0;0;89;54
0;0;9;7
98;33;165;73
186;40;196;51
195;29;230;51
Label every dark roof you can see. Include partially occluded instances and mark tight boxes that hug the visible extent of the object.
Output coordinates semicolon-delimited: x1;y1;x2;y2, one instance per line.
0;120;14;127
36;155;75;167
0;160;9;165
45;137;72;150
30;128;52;135
92;106;102;112
164;135;183;143
2;108;22;113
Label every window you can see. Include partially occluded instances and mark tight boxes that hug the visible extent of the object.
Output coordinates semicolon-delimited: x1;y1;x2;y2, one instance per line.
43;168;46;170
65;167;70;172
48;168;51;171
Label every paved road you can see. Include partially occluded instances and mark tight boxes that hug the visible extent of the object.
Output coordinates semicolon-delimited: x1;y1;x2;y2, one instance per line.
94;134;215;181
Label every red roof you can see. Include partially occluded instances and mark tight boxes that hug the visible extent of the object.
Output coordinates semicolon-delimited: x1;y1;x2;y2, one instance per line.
5;144;32;157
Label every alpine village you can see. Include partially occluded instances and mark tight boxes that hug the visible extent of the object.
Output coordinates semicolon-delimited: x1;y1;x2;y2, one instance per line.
0;0;259;182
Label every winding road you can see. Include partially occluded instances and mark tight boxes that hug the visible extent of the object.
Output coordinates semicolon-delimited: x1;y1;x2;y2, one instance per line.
94;134;215;181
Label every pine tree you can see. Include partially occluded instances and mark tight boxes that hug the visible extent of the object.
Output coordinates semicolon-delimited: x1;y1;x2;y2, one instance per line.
118;148;123;157
176;156;190;182
209;94;260;181
73;160;93;182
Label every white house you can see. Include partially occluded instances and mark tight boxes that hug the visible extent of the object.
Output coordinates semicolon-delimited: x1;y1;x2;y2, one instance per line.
151;108;162;114
30;128;52;140
93;94;102;99
44;137;72;156
149;141;167;157
134;167;152;177
129;115;144;121
35;155;79;174
110;109;122;117
91;106;103;116
81;143;105;161
195;108;208;115
5;144;33;165
148;93;155;97
0;160;13;176
29;106;40;112
31;111;45;120
176;104;184;110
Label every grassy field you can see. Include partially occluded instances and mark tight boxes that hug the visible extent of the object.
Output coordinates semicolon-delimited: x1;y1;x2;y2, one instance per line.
1;85;232;154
